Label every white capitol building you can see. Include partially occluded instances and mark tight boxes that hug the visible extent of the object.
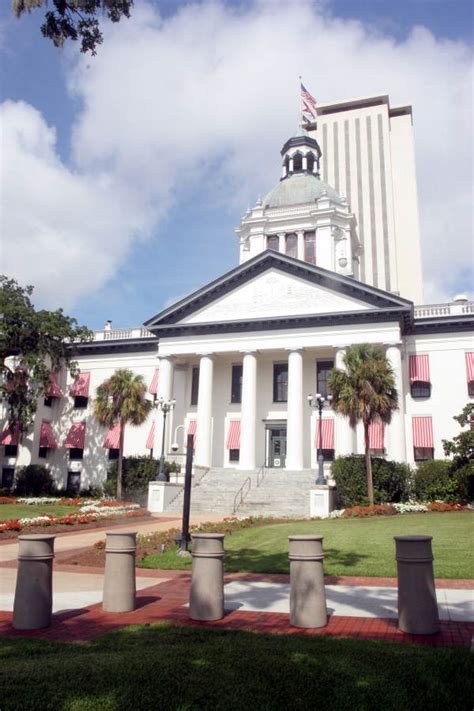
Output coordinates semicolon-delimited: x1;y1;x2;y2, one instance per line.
2;94;473;513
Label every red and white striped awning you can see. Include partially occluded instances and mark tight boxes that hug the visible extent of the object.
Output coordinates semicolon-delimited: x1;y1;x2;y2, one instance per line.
409;355;430;384
369;421;384;449
412;417;433;448
40;421;57;449
0;422;20;446
103;422;121;449
64;422;86;449
148;369;160;395
47;372;62;398
314;419;334;449
226;420;241;449
465;352;474;382
69;372;90;397
146;421;156;450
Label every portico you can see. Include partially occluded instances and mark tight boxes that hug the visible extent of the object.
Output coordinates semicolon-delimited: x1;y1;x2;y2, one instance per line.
144;250;412;472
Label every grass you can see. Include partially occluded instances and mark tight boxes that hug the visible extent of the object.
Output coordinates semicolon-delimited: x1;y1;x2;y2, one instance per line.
0;503;82;521
139;513;474;579
0;623;472;711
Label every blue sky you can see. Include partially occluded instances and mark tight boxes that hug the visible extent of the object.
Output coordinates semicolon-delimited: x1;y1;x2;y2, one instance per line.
1;0;473;329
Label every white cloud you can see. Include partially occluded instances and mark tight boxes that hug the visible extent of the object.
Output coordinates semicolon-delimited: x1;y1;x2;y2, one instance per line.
2;0;473;306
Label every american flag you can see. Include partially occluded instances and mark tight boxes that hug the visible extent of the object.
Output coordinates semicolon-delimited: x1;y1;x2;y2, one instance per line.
301;83;317;120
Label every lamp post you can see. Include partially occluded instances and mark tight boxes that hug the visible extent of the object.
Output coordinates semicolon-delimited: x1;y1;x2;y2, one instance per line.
155;397;176;482
307;393;333;485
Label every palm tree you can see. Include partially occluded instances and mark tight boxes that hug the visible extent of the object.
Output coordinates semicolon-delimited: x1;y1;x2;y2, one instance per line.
328;344;398;506
93;369;152;500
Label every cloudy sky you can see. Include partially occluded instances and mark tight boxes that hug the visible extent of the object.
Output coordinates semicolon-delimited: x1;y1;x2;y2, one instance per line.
1;0;473;328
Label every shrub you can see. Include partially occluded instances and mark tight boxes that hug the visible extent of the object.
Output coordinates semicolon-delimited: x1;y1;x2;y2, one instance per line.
332;455;411;507
414;459;474;503
106;456;174;500
14;465;56;496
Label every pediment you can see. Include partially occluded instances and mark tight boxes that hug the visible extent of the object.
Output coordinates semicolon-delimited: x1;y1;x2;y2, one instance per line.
179;268;370;324
144;252;412;331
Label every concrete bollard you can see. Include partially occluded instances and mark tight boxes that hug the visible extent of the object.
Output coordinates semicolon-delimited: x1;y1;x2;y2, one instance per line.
189;533;225;621
13;534;55;630
394;535;439;635
103;531;137;612
289;535;327;629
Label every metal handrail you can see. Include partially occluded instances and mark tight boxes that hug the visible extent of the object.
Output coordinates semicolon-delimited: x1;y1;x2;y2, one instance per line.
256;463;266;488
233;476;251;514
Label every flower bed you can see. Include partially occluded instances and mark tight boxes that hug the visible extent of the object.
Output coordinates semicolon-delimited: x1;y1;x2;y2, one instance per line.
325;501;471;519
0;501;145;533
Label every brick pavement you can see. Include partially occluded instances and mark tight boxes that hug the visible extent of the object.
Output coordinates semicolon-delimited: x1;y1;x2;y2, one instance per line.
1;567;472;648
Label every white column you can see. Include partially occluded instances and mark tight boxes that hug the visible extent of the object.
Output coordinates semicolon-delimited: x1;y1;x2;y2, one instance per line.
386;343;406;461
195;354;214;468
286;349;304;470
289;157;294;172
156;356;174;455
334;348;354;455
278;233;286;254
302;154;308;171
297;230;305;261
239;352;257;470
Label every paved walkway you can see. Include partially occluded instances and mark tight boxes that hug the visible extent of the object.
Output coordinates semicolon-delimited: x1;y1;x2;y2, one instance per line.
1;517;472;648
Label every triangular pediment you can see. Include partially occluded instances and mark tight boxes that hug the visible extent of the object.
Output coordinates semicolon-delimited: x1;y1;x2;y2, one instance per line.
179;268;370;324
144;252;412;331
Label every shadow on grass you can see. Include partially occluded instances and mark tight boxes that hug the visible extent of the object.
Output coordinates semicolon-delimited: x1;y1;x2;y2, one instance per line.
0;623;472;711
223;546;369;575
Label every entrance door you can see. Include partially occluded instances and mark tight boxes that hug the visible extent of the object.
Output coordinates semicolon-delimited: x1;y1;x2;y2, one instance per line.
270;433;287;468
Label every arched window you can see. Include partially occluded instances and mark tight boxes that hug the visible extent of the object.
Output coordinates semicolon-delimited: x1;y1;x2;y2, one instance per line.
293;152;303;172
285;234;297;258
304;231;316;265
267;235;279;251
306;152;315;173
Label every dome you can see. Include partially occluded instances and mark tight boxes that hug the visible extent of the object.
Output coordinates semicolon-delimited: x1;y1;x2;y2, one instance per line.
263;172;343;208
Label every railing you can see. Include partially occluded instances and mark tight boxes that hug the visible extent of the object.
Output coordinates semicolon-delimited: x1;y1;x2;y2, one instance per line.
92;327;155;341
414;301;474;318
233;477;251;514
256;463;266;488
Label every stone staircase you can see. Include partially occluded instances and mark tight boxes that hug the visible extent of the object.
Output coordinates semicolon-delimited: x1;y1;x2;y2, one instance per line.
236;468;315;518
163;466;319;518
163;467;257;515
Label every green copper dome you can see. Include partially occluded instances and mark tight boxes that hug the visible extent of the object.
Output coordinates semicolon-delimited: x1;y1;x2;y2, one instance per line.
263;173;343;208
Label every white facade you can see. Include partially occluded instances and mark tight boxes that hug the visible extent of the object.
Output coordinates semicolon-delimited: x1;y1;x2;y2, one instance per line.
1;94;472;493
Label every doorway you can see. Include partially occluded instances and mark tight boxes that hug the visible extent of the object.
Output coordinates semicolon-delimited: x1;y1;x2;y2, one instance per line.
266;425;287;468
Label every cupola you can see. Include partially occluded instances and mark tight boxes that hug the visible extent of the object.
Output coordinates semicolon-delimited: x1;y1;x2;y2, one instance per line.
280;126;322;179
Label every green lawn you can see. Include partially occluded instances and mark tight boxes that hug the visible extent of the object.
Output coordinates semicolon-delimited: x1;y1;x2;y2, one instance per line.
0;624;472;711
0;504;82;521
140;513;474;579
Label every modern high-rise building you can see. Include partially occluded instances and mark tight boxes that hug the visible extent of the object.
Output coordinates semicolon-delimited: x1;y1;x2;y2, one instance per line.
316;95;423;303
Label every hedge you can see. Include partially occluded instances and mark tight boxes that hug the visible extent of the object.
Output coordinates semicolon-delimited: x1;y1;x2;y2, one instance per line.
332;455;411;507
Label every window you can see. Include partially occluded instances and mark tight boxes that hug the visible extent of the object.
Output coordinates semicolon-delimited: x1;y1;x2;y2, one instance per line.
191;366;200;406
67;471;81;493
74;396;88;409
38;447;49;459
229;449;240;462
231;365;243;404
306;153;315;172
267;234;279;251
411;381;431;399
108;448;119;461
69;448;84;461
293;153;303;172
4;445;18;457
285;233;297;259
1;467;14;489
414;447;434;462
304;231;316;265
468;381;474;397
273;363;288;402
316;360;334;399
44;396;53;407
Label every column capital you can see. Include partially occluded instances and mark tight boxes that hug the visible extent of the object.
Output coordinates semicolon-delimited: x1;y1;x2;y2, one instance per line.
384;341;403;348
239;349;258;356
286;347;304;354
296;229;305;237
197;352;214;359
277;232;286;238
158;354;174;363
